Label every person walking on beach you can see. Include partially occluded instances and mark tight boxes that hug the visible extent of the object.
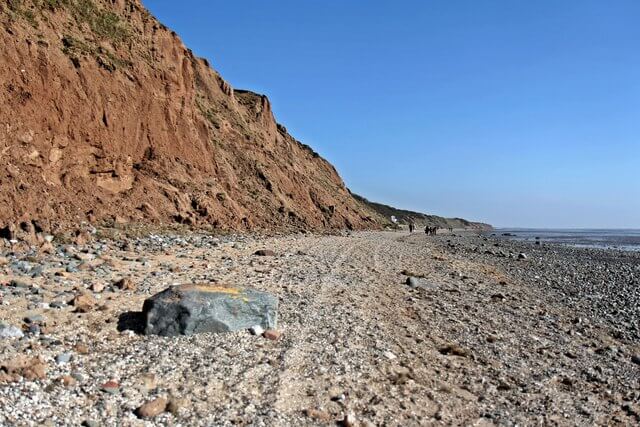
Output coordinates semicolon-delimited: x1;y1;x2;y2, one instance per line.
409;222;414;233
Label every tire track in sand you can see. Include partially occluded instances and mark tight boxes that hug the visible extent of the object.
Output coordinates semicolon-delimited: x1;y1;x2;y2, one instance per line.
273;236;358;413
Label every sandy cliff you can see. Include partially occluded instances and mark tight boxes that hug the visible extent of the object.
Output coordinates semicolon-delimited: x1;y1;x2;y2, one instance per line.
0;0;383;234
353;194;492;230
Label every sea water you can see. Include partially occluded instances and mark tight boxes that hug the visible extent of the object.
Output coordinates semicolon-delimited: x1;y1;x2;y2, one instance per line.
487;229;640;252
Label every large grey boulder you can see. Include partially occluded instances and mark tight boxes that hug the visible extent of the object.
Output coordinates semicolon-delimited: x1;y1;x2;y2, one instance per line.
142;284;278;336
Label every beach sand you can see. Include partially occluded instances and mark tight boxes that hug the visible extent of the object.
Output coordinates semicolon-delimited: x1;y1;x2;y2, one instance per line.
1;230;638;425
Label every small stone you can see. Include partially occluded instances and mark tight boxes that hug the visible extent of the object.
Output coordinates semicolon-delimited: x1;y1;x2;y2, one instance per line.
71;371;85;382
632;355;640;365
73;231;91;246
383;351;397;360
564;351;578;359
138;372;157;391
135;397;168;418
167;397;186;415
24;314;44;324
0;323;24;339
100;380;120;394
486;335;498;343
405;276;438;290
71;292;96;313
114;277;136;291
438;344;470;357
74;343;89;354
254;249;276;256
405;276;421;287
331;393;346;402
0;356;47;381
55;353;72;364
30;265;45;277
39;241;55;255
81;421;99;427
74;252;94;262
59;375;77;387
249;325;265;335
304;408;333;422
518;253;527;260
10;279;30;289
497;380;512;390
91;283;105;293
263;329;282;341
623;403;640;418
343;413;357;427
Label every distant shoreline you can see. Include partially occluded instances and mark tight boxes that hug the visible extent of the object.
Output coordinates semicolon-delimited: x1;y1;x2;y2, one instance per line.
485;228;640;252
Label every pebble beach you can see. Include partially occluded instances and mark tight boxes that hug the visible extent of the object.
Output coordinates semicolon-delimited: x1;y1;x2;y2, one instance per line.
1;229;639;426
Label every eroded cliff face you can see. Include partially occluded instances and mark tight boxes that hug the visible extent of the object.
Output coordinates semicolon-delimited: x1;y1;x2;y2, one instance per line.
0;0;382;234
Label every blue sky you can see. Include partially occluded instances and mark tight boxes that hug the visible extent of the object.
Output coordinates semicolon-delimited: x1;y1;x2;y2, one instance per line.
143;1;640;228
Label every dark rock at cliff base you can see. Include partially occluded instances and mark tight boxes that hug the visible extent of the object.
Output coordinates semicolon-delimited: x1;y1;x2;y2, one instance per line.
142;284;278;336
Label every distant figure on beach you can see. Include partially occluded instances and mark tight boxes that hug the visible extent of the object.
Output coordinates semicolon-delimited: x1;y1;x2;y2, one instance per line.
425;226;437;236
409;222;414;233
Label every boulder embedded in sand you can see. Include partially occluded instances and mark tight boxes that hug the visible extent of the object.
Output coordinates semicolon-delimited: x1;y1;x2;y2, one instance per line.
142;284;278;336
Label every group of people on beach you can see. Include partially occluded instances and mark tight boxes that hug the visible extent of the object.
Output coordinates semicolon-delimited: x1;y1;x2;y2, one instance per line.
408;223;439;235
424;226;437;235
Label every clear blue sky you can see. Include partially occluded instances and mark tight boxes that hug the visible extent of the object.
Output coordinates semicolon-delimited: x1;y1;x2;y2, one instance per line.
143;1;639;228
